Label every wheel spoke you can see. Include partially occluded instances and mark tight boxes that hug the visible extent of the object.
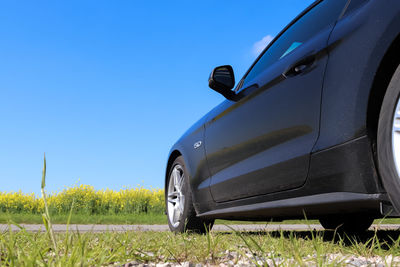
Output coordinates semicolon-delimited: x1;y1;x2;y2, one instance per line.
173;168;180;190
179;195;185;213
177;174;184;190
168;197;177;204
173;168;184;192
168;192;179;198
394;121;400;133
168;191;179;204
171;207;176;222
173;206;181;222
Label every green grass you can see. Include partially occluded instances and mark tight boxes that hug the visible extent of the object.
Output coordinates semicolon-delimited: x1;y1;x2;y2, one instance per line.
0;213;168;225
1;225;400;266
2;157;400;266
0;213;292;225
2;212;400;226
0;212;324;225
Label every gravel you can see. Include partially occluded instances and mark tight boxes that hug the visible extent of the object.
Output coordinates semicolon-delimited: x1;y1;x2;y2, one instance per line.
115;251;400;267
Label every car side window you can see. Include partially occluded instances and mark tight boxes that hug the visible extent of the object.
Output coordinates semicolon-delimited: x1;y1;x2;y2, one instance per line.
240;0;349;88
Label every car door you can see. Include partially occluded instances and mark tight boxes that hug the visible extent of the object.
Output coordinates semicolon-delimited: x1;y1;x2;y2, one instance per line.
205;0;349;203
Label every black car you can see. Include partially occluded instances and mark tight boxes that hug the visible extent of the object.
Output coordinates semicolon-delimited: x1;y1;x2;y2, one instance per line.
165;0;400;233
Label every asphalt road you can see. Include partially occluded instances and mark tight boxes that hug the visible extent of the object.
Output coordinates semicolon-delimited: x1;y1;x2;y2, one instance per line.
1;224;399;232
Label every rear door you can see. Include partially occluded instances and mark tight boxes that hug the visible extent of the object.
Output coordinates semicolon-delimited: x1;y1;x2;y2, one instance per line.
205;0;349;202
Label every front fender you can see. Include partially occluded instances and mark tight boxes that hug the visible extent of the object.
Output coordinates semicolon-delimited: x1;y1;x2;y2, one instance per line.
165;116;214;214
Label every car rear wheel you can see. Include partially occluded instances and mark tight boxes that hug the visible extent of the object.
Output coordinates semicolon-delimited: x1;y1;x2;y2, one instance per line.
166;156;214;233
378;64;400;214
319;215;374;232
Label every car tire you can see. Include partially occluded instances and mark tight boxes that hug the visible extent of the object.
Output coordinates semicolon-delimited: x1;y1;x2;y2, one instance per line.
319;215;374;232
378;64;400;213
166;156;214;233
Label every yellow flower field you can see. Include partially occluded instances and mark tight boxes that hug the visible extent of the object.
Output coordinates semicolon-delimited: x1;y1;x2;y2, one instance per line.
0;185;165;215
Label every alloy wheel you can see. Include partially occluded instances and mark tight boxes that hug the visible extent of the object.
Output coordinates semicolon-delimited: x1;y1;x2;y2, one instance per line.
167;164;185;228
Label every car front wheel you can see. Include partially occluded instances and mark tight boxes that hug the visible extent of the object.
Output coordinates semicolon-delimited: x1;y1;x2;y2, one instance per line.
166;156;214;233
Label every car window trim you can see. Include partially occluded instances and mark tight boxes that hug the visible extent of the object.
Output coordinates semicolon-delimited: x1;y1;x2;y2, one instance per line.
235;0;351;92
235;0;322;92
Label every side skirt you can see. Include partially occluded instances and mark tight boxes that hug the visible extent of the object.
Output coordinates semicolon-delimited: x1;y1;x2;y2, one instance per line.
197;192;388;220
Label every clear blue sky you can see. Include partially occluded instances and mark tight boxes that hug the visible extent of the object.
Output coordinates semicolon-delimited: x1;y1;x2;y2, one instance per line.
0;0;314;194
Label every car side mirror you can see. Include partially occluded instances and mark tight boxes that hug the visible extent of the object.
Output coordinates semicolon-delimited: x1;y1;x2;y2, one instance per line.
208;65;237;101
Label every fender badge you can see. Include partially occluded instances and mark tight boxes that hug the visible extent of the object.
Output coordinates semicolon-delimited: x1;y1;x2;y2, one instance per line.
194;141;202;149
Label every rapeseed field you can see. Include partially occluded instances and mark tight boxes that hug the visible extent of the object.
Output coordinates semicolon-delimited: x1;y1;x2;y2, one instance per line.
0;185;164;215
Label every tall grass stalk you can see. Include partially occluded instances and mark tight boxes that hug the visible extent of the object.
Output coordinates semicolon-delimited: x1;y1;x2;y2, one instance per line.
41;153;58;254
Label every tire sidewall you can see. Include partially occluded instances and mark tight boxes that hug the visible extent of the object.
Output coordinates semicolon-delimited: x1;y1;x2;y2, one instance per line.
319;215;373;232
378;65;400;212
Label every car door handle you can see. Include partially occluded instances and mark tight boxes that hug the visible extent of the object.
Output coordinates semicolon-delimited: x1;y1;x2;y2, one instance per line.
283;55;316;78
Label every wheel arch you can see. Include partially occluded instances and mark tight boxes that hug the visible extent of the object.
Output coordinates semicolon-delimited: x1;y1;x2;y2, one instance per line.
165;150;182;190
